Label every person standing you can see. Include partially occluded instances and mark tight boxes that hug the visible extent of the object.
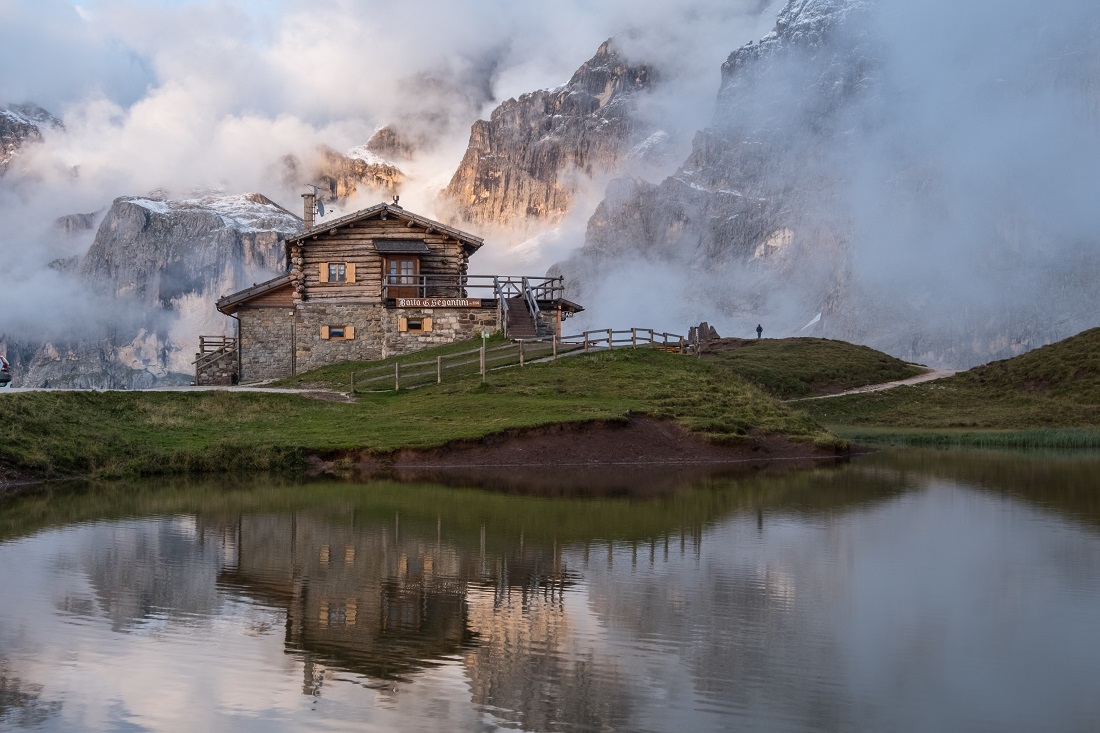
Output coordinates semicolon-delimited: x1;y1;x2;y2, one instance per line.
756;324;763;339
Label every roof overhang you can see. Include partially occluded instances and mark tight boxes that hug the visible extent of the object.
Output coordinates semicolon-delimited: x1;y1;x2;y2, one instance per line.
216;272;294;315
374;239;431;254
554;298;585;314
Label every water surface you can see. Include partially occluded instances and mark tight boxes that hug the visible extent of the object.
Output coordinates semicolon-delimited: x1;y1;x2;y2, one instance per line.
1;450;1099;732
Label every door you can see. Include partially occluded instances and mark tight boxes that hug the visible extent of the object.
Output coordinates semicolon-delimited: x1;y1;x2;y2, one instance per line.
385;257;420;298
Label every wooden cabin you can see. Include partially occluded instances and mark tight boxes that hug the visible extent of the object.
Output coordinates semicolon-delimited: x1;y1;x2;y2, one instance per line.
201;199;581;384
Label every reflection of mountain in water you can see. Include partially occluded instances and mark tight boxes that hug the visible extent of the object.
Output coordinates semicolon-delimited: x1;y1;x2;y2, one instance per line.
78;517;230;632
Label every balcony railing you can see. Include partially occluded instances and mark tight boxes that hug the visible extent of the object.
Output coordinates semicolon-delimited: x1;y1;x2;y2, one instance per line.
381;274;565;302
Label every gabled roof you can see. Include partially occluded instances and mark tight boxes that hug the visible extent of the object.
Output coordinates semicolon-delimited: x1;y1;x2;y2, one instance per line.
216;272;293;315
289;202;484;253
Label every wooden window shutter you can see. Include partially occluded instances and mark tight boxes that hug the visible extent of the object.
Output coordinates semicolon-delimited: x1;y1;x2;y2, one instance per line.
422;317;433;332
320;325;330;339
346;263;356;283
345;325;355;339
398;317;408;332
319;262;330;283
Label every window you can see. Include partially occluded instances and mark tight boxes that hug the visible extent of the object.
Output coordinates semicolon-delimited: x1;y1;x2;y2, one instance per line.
321;325;355;340
389;258;417;283
319;262;356;283
398;317;432;333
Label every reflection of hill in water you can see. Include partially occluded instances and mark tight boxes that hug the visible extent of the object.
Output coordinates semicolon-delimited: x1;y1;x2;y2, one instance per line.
856;450;1100;529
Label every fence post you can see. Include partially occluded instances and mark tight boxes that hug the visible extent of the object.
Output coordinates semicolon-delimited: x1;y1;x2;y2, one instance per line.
584;331;589;352
663;332;669;350
631;328;637;348
553;334;558;359
520;341;525;367
649;329;655;347
480;345;486;382
679;336;685;354
395;362;400;391
437;355;442;384
607;328;613;350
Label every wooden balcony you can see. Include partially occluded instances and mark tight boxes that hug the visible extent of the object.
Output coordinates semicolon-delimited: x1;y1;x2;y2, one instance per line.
381;274;566;303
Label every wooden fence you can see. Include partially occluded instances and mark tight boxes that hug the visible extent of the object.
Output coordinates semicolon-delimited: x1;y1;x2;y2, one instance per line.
349;328;686;393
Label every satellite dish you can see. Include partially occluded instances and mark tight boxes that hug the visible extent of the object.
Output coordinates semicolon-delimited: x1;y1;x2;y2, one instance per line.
316;199;325;218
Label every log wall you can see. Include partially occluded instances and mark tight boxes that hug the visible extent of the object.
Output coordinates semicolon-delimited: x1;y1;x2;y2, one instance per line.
293;219;469;304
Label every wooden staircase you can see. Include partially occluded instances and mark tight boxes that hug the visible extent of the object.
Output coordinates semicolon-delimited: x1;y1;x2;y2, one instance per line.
504;297;538;339
194;336;239;385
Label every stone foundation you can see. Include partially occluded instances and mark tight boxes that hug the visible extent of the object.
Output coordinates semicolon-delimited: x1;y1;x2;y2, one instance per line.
238;307;294;383
195;346;238;385
236;302;501;382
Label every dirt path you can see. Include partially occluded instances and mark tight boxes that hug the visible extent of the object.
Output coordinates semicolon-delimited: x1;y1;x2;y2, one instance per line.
1;385;354;402
786;368;958;402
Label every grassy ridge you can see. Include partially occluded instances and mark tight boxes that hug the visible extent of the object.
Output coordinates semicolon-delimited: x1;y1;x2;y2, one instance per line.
703;338;925;399
801;327;1100;442
0;346;835;480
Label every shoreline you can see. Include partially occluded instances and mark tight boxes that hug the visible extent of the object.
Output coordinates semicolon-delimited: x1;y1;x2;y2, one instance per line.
1;417;852;500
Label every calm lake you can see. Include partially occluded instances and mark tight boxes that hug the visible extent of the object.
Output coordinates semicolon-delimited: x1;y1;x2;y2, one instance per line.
1;450;1099;732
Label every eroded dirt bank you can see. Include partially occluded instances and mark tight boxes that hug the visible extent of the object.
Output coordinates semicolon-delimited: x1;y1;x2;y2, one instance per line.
310;417;852;495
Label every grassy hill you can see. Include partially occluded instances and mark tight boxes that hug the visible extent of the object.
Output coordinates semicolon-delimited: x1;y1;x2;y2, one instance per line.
799;327;1100;447
701;337;925;399
0;345;836;481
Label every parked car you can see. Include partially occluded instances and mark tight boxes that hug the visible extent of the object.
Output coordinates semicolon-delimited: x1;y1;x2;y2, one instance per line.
0;355;11;387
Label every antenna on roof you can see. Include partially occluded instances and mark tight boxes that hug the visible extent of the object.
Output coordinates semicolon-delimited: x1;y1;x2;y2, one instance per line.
302;184;328;229
309;185;327;216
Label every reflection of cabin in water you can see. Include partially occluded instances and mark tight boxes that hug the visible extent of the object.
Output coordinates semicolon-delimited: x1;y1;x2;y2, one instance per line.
196;195;582;384
211;512;573;687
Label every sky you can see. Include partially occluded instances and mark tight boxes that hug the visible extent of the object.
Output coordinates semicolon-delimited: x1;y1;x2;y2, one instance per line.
0;0;775;215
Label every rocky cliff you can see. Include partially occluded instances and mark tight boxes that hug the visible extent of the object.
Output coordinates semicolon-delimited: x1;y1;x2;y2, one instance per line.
278;144;403;205
557;0;1100;368
440;41;656;234
22;193;302;388
314;145;402;201
0;104;62;175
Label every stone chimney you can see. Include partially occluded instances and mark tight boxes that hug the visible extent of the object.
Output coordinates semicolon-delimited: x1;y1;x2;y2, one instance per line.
302;192;315;229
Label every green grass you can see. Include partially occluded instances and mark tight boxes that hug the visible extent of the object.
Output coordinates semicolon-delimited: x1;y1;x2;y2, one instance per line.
828;426;1100;449
273;332;510;390
704;337;925;399
0;345;834;480
799;327;1100;435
